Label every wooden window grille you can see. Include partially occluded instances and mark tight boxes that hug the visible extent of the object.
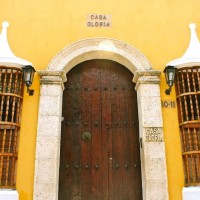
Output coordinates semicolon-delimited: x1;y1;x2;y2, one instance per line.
0;66;23;188
175;66;200;186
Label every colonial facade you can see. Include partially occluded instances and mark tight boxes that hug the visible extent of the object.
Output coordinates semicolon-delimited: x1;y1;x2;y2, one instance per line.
0;1;200;200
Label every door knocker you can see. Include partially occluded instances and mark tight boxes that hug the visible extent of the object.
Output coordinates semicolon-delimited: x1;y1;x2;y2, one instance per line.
82;131;91;142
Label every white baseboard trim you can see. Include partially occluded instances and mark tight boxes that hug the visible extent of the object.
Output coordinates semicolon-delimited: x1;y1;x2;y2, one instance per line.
183;187;200;200
0;189;19;200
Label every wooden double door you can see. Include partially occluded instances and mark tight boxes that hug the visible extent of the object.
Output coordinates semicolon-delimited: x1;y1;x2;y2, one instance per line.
59;60;142;200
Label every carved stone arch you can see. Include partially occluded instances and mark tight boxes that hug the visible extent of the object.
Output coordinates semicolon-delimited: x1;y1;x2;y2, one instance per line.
33;38;169;200
47;38;152;74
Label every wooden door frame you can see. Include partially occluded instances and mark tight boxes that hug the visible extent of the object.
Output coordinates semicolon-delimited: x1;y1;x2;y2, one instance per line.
33;38;169;200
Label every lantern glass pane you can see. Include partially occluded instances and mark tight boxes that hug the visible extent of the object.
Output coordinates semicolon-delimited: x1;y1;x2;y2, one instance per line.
164;67;175;84
24;69;31;82
22;66;35;87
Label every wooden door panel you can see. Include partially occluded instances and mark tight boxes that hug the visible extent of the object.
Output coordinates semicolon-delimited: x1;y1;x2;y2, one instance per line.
81;64;92;200
59;60;142;200
90;63;102;200
100;63;111;200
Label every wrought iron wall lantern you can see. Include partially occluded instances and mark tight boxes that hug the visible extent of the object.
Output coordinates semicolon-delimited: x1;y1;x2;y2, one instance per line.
21;65;36;96
163;65;176;95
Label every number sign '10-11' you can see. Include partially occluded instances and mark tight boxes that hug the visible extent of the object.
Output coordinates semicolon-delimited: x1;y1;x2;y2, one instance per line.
161;100;176;108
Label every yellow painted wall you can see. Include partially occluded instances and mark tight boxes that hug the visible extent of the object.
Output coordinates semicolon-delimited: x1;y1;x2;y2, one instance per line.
1;0;200;199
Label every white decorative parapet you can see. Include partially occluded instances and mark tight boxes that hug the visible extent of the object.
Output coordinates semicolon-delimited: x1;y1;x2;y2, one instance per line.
183;187;200;200
0;21;32;67
167;23;200;68
0;190;19;200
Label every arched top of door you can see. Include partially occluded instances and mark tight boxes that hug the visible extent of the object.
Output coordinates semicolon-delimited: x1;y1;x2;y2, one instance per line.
47;38;152;75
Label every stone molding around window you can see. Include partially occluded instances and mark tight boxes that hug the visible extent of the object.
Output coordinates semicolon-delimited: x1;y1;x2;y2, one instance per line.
33;38;169;200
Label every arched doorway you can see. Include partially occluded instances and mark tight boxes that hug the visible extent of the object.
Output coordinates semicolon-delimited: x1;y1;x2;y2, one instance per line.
59;60;142;199
33;38;169;200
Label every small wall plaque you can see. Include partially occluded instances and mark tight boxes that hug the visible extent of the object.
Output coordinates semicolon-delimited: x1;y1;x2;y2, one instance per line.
145;128;163;142
161;100;176;108
86;14;112;28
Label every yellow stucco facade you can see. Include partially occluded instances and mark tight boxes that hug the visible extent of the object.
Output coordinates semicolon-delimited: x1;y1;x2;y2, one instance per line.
1;0;200;199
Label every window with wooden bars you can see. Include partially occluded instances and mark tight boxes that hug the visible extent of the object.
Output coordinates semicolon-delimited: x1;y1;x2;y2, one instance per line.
0;66;23;188
175;66;200;186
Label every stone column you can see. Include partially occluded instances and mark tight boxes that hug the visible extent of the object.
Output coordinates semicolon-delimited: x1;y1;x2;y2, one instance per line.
133;70;169;200
33;71;66;200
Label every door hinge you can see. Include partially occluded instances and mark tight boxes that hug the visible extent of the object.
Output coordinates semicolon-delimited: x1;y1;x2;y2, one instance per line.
140;138;142;148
